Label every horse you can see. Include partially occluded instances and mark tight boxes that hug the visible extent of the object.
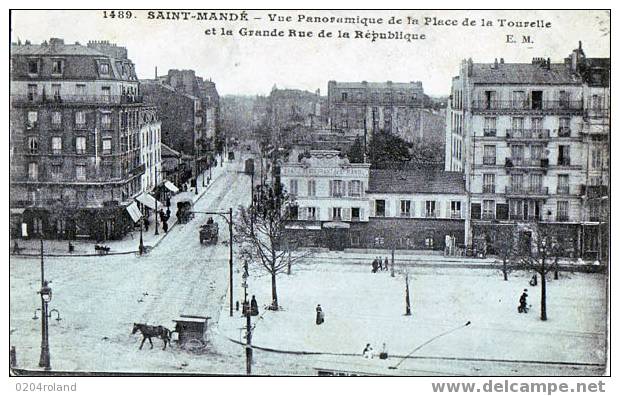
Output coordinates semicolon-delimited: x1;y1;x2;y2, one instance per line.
131;323;172;350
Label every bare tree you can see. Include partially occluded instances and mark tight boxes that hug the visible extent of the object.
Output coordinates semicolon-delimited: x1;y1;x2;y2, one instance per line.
488;224;517;281
234;184;311;311
514;224;560;321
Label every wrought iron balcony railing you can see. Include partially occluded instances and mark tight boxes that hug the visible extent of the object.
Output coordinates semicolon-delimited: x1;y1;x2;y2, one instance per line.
505;129;550;140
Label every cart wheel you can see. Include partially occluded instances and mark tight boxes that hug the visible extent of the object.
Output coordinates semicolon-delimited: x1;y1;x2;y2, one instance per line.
185;339;205;353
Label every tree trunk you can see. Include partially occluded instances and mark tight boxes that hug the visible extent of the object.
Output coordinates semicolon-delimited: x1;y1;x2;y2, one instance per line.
554;257;559;280
540;271;547;321
271;270;279;310
502;258;508;281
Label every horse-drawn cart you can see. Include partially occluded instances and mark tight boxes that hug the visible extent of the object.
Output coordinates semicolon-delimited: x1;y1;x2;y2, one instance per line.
172;315;211;352
176;199;194;224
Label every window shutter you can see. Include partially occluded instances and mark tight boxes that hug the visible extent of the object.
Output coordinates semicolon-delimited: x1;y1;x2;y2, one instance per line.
369;200;375;217
384;201;390;217
347;181;352;197
329;180;333;197
344;208;351;221
359;207;365;221
316;207;321;221
328;207;333;220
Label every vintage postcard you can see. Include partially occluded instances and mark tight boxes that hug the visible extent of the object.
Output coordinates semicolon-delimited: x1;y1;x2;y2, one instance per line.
8;8;610;383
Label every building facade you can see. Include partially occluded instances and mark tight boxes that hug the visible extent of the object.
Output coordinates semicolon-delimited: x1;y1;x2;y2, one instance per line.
444;44;609;259
10;38;159;240
327;81;439;143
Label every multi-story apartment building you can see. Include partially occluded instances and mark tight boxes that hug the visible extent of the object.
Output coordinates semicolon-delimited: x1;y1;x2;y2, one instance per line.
10;38;160;240
280;150;370;249
445;43;609;258
327;81;443;145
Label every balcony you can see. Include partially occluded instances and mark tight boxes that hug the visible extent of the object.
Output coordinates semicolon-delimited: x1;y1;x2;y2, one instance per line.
425;211;437;219
482;157;497;166
481;212;495;220
482;185;495;194
483;128;497;137
505;185;549;196
450;211;462;219
557;127;572;137
556;214;570;222
505;129;550;141
11;94;143;106
581;185;608;198
505;157;549;171
471;100;583;114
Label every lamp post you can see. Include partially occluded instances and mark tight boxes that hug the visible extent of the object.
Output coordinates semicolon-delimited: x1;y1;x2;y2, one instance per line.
242;260;253;375
38;239;51;370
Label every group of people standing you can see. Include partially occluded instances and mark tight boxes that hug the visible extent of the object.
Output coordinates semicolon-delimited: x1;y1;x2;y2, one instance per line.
371;257;390;273
158;207;171;233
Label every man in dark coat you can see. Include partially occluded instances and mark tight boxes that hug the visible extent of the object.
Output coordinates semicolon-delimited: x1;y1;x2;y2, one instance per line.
162;221;168;233
518;289;529;313
316;304;324;325
384;257;390;271
250;295;259;316
372;258;378;273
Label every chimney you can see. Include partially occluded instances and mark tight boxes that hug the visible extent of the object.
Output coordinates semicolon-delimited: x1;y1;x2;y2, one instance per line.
155;66;158;79
494;58;499;68
579;40;582;51
500;58;504;64
547;57;551;70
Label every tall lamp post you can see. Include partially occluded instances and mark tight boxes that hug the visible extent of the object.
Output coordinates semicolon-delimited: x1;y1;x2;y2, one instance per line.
242;260;253;375
154;166;159;236
38;240;51;370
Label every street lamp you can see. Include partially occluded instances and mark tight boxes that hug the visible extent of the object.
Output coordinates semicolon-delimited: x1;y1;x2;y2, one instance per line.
38;278;52;371
154;166;159;236
242;260;253;375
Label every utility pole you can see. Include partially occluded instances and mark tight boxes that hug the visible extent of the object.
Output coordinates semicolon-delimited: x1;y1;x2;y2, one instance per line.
404;272;412;316
243;260;253;375
229;207;234;317
38;239;51;370
154;167;159;235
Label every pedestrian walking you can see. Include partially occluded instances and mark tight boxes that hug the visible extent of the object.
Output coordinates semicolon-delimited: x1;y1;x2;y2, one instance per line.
518;289;529;313
12;241;20;255
362;343;373;359
371;258;378;273
529;274;538;287
384;257;390;271
166;208;171;220
166;197;171;208
162;221;168;233
378;258;383;271
315;304;324;325
250;295;259;316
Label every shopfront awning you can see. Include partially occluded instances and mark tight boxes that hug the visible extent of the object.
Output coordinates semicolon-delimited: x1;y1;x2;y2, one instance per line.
164;180;179;193
135;192;165;211
126;201;143;223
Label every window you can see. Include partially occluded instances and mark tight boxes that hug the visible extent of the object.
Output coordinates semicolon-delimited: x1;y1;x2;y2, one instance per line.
27;84;38;101
511;91;526;109
509;200;523;220
530;173;543;193
76;165;86;181
331;207;342;221
101;86;111;102
341;92;348;101
531;91;543;110
511;145;524;165
512;116;524;130
28;162;38;181
102;138;112;155
483;145;496;165
351;207;361;221
557;201;569;221
28;60;39;74
306;207;317;221
75;111;86;127
76;136;87;154
101;113;112;129
511;173;524;192
341;119;348;128
425;201;436;218
99;63;110;75
483;173;495;193
289;205;299;220
51;111;62;127
307;180;316;197
484;90;497;109
531;117;543;130
531;145;543;160
483;200;495;219
483;117;496;136
400;200;411;217
289;179;298;196
557;174;569;194
559;91;570;107
26;111;38;129
51;84;61;101
425;236;434;248
451;201;462;218
51;164;62;180
331;180;345;197
27;136;39;154
375;200;386;217
52;59;63;74
349;180;362;197
76;84;86;97
592;147;603;169
558;145;570;166
51;137;62;155
559;118;571;137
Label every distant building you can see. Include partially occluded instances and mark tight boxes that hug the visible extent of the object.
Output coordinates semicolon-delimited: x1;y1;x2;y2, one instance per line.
445;43;609;259
10;38;160;240
327;81;442;145
267;87;326;144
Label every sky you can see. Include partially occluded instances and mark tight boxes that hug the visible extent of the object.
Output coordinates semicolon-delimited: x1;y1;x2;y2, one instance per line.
10;10;610;96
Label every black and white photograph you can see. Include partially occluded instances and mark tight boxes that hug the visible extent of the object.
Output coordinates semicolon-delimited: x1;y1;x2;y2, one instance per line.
6;6;611;387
